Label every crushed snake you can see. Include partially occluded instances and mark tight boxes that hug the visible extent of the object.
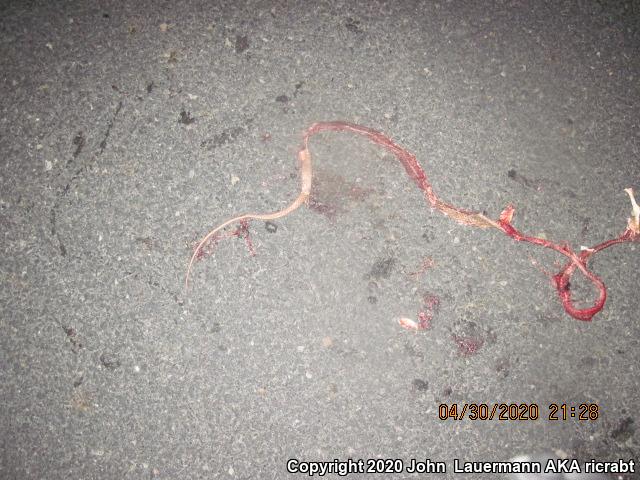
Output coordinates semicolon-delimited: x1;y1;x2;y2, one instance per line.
185;121;639;323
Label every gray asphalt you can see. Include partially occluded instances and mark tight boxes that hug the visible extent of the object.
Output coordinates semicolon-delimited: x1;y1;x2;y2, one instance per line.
1;1;639;479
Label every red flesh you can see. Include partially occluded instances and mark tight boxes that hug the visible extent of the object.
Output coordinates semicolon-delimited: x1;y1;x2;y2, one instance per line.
302;122;638;322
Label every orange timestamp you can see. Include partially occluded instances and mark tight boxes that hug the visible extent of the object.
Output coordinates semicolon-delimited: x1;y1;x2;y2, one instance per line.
438;403;600;421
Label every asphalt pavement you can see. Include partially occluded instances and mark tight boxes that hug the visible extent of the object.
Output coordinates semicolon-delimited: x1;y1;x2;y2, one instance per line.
1;1;638;479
